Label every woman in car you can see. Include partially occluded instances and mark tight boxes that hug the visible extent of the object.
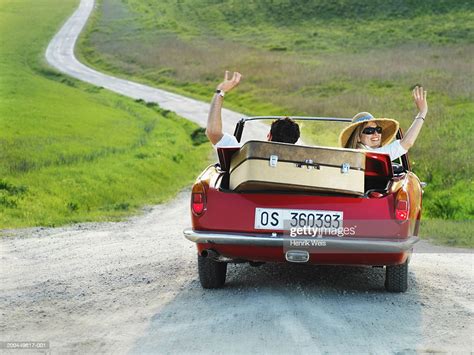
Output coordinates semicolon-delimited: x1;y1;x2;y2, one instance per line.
339;86;428;161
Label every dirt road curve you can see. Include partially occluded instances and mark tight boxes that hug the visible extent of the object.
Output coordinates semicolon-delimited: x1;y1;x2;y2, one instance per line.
1;190;473;353
45;0;269;141
1;0;472;353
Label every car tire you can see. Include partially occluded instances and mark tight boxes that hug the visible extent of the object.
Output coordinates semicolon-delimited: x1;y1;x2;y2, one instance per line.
198;254;227;289
385;260;408;293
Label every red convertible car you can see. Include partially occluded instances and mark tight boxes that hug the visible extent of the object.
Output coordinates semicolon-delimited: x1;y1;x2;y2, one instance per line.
184;117;423;292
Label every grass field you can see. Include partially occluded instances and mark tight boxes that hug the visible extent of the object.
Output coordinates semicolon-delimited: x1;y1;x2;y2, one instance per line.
77;0;473;246
0;0;211;228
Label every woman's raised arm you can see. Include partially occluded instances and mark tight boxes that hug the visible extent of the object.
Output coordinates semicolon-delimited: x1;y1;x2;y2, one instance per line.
400;86;428;150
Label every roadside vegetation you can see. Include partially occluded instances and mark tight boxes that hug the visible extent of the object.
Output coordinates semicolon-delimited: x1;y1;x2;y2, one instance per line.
77;0;473;246
0;0;210;228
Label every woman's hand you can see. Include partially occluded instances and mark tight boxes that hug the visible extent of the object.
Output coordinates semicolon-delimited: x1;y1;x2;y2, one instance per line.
413;86;428;117
217;71;242;93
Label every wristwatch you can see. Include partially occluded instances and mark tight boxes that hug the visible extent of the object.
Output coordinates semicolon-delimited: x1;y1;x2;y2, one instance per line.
216;89;225;97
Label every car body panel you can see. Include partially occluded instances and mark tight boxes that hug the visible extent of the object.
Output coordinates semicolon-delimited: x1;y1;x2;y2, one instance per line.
185;118;423;269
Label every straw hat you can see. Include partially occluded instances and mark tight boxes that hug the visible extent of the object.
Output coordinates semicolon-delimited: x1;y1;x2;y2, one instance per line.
338;112;399;148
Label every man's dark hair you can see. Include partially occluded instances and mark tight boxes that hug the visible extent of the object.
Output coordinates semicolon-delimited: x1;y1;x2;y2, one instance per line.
270;117;300;144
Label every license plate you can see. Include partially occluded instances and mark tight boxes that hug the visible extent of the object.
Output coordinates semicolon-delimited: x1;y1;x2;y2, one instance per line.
254;208;343;230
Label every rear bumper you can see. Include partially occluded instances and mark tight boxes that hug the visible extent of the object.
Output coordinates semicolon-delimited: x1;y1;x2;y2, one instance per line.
183;229;419;253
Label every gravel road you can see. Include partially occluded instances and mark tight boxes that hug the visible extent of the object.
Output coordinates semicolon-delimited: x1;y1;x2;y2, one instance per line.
1;190;473;353
1;0;472;353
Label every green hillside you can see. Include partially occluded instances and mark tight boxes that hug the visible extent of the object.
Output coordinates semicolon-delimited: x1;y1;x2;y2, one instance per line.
77;0;473;246
0;0;210;228
121;0;473;50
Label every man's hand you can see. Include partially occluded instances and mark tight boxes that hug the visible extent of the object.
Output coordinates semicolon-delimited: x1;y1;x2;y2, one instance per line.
217;71;242;93
413;86;428;117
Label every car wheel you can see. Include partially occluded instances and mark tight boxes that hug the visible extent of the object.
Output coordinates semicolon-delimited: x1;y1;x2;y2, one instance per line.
385;260;408;293
198;254;227;289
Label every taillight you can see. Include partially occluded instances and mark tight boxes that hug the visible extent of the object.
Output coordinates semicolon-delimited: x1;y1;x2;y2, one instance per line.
395;190;409;222
191;182;206;216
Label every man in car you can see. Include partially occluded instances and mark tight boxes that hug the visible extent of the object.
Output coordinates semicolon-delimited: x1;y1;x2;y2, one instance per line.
206;71;300;147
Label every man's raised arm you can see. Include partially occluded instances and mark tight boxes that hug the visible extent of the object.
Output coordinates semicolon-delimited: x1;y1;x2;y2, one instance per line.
206;71;242;145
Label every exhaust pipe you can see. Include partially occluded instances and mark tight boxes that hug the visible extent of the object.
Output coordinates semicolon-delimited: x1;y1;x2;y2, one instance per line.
201;249;219;259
